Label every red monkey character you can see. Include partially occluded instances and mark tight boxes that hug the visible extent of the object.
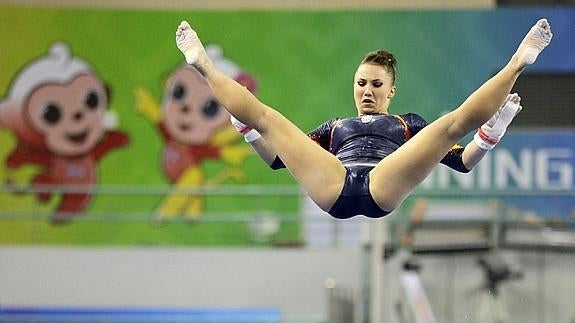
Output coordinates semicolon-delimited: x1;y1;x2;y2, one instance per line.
0;42;130;224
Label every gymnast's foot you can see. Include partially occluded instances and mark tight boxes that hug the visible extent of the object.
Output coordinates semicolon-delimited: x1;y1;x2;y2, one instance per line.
176;20;209;67
514;18;553;67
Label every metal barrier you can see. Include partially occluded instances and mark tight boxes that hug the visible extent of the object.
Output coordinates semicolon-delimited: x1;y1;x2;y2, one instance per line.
3;184;575;323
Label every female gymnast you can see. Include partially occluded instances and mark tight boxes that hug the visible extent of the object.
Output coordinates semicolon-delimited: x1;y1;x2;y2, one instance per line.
175;18;552;219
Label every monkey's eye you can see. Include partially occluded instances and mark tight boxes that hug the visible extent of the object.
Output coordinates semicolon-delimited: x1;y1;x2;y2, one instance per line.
85;91;100;110
42;103;62;125
172;83;186;101
203;99;220;119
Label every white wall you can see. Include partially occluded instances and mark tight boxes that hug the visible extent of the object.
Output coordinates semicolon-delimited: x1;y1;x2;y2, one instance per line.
3;247;575;323
0;246;362;320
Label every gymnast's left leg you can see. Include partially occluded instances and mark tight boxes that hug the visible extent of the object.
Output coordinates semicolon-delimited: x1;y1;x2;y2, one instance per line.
176;20;347;211
369;18;553;212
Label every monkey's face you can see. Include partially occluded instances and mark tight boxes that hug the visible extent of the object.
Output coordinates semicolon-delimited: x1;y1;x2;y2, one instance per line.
25;74;108;156
162;67;229;145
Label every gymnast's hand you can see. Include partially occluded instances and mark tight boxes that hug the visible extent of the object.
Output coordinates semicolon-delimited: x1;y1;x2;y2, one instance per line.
230;115;261;143
474;93;522;150
176;20;208;66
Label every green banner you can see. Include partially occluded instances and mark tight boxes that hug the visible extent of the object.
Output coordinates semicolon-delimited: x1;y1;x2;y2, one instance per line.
0;6;569;245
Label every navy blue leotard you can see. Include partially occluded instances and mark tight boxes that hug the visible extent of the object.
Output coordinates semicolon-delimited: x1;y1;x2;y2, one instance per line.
270;113;470;219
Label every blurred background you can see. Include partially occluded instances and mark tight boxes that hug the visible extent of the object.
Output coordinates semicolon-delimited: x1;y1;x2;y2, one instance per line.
0;0;574;322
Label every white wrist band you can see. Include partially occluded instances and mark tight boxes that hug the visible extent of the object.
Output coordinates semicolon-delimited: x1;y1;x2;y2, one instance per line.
473;131;496;151
244;129;261;143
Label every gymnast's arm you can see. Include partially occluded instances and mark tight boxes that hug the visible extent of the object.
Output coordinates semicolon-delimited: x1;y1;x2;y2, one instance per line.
404;113;486;172
461;141;488;169
412;93;520;172
229;114;279;166
250;137;281;166
234;118;336;170
459;93;523;170
440;142;486;173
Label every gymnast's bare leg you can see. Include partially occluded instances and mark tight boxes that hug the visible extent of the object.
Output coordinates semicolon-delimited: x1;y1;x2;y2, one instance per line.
176;22;346;211
369;19;553;211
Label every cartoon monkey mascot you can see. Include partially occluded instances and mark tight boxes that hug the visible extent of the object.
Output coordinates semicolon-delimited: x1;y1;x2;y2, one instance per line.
0;42;130;224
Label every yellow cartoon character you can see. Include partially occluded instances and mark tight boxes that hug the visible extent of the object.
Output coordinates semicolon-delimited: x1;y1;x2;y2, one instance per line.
135;44;257;222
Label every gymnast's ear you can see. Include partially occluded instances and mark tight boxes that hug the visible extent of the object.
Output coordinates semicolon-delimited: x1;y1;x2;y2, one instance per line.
387;85;397;99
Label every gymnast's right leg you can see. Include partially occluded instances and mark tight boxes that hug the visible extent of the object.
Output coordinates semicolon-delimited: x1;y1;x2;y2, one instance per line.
175;21;346;211
369;18;552;212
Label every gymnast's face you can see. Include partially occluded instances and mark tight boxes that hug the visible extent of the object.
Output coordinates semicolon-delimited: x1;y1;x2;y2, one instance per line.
353;63;396;116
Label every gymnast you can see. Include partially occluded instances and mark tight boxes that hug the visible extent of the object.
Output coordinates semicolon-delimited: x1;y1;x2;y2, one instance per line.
175;18;552;219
